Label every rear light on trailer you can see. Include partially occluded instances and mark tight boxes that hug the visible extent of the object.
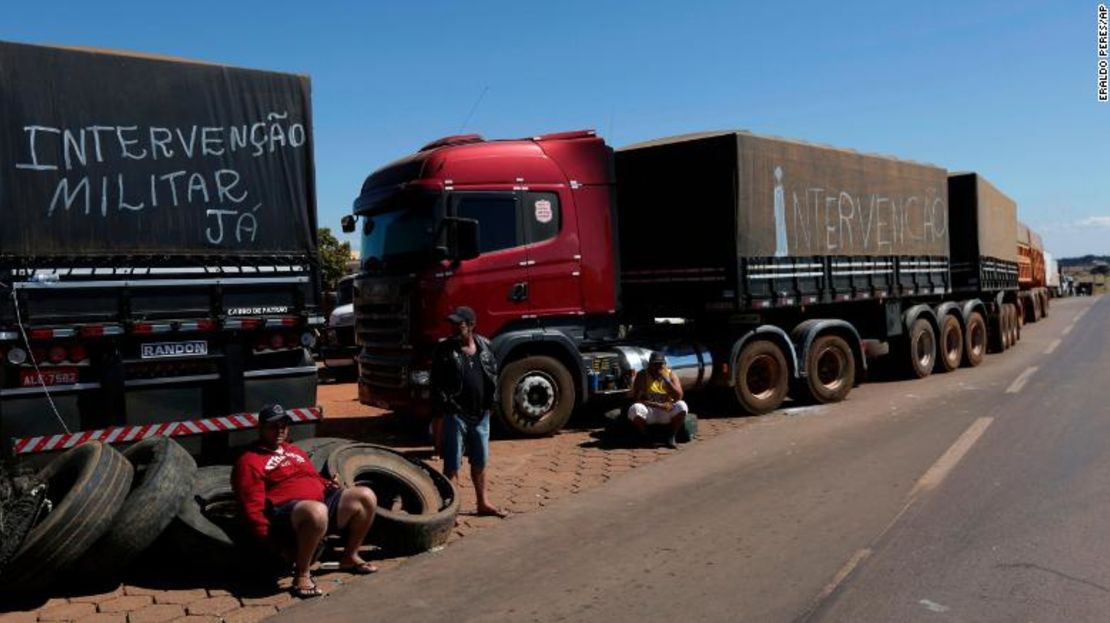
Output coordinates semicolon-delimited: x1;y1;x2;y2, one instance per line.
69;344;88;363
5;347;27;365
31;347;46;362
48;346;67;364
29;328;54;340
300;332;316;349
270;334;286;350
79;324;123;338
197;319;217;332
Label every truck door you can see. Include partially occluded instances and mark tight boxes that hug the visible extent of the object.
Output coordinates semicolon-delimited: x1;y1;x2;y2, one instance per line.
445;190;531;328
521;188;585;318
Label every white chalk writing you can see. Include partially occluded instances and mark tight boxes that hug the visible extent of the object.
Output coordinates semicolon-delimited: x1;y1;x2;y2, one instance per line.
13;112;307;248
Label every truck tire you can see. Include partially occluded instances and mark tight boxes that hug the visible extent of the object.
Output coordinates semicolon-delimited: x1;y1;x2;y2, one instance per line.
1016;299;1027;327
962;311;987;367
1040;292;1049;317
71;437;197;583
1007;304;1020;344
0;441;133;593
733;340;789;414
905;317;936;379
798;335;855;404
294;437;354;475
155;465;239;570
498;355;576;436
328;443;458;555
936;314;964;373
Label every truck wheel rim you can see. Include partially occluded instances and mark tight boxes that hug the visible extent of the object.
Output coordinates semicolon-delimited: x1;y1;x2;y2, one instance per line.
970;324;986;356
945;328;961;361
515;372;556;419
815;347;846;390
915;332;934;368
746;354;780;400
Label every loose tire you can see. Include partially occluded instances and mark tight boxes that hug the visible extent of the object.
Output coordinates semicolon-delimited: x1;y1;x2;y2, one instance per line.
906;318;936;379
156;465;240;570
963;311;987;367
733;340;790;414
72;437;197;582
798;335;855;403
498;355;576;436
294;437;354;474
936;314;964;373
0;442;133;592
328;443;458;555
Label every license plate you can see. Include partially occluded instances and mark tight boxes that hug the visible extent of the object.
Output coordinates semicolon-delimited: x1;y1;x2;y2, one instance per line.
21;367;79;387
141;340;209;360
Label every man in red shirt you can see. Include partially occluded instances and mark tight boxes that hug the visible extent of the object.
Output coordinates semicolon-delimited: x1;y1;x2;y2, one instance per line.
233;404;378;598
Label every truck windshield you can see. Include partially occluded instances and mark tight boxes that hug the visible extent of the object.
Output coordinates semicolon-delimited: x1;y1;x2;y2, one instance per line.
359;190;442;267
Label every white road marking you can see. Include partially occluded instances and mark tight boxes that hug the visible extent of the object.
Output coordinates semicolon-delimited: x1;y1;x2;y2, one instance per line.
806;417;995;618
919;599;951;613
1062;323;1075;336
1044;339;1062;354
1075;308;1089;321
813;548;872;606
910;417;994;497
1005;367;1039;394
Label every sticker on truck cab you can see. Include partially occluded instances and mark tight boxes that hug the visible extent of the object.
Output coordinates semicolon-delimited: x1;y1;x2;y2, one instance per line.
534;199;553;224
227;306;290;316
141;340;209;359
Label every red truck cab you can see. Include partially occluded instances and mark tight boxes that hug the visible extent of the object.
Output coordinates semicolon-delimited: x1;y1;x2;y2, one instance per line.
348;130;619;429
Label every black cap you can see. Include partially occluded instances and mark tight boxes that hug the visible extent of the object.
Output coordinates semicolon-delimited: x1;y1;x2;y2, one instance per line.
259;404;291;425
649;351;667;365
447;306;476;324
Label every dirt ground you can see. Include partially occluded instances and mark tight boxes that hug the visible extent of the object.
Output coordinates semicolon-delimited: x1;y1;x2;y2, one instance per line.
0;379;751;623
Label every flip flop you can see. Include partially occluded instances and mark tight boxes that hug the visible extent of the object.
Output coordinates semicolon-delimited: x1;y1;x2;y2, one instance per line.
339;561;379;575
476;507;509;518
291;581;324;599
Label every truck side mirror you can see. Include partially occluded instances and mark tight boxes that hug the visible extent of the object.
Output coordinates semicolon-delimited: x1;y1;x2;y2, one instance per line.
341;215;356;234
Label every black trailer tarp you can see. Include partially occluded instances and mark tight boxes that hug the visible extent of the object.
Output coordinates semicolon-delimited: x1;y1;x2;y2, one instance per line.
0;41;317;263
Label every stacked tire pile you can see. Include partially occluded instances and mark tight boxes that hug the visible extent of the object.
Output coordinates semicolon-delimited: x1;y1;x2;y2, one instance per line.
0;437;457;595
0;438;196;594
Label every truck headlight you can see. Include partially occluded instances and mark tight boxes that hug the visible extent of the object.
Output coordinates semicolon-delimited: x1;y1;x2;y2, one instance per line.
409;369;431;386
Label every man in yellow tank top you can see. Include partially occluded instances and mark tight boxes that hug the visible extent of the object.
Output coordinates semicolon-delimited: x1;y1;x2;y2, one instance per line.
628;351;688;448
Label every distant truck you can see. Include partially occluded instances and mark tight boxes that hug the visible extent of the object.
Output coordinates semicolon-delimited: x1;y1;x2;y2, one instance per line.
1016;221;1050;323
0;42;324;461
344;130;1022;436
1044;252;1062;297
318;275;359;374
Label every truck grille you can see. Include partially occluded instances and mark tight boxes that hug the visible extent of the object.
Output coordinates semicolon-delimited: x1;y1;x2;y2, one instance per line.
355;278;413;392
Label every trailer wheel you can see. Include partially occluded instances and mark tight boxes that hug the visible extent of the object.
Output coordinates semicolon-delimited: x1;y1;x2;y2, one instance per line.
799;335;855;403
906;318;936;379
936;314;964;373
0;442;133;592
498;356;576;436
1011;304;1022;343
733;340;789;414
71;437;197;584
963;311;987;367
1040;292;1049;317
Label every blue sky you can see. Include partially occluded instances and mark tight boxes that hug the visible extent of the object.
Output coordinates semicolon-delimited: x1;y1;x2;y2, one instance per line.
4;1;1107;256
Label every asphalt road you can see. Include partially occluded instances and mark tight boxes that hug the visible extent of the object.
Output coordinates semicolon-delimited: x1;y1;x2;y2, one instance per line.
274;296;1106;623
